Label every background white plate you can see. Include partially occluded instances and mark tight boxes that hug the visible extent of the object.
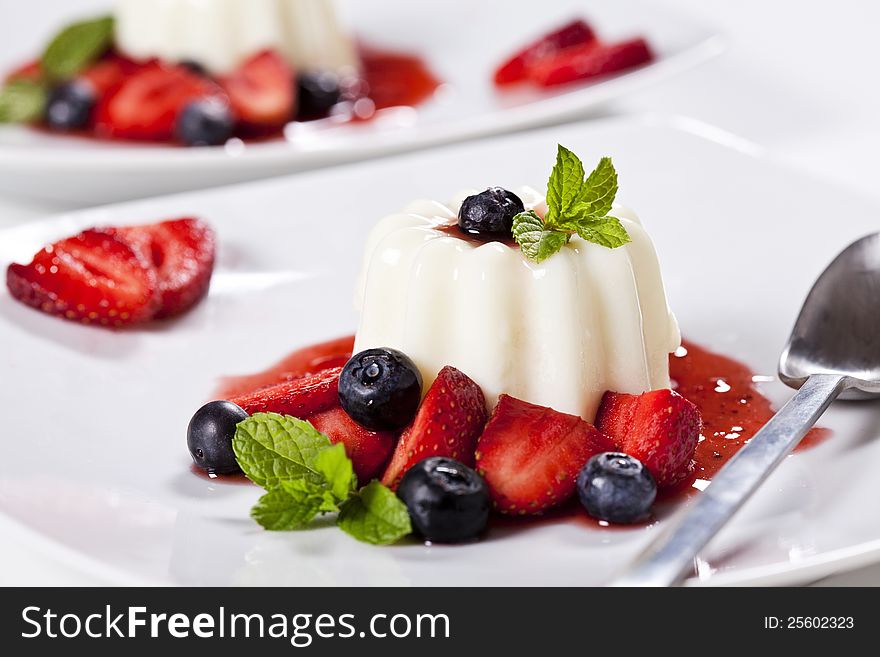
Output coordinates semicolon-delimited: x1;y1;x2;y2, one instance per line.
0;0;722;205
2;115;879;587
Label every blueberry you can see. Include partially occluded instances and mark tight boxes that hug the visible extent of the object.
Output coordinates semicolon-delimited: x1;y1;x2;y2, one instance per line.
577;452;657;524
296;71;342;119
187;400;249;474
458;187;525;238
398;457;490;543
44;81;95;131
179;59;208;76
175;98;235;146
338;348;422;431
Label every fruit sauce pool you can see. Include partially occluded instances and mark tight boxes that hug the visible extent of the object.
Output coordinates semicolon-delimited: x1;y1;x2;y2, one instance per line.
208;335;830;521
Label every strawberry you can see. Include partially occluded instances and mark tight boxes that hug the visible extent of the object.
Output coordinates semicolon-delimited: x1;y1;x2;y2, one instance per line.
494;19;596;86
5;59;42;83
94;62;225;140
475;395;614;514
218;335;354;398
529;37;654;87
230;366;342;417
6;228;160;327
595;389;702;489
381;366;487;489
79;53;142;97
308;407;396;483
109;217;215;318
220;50;294;127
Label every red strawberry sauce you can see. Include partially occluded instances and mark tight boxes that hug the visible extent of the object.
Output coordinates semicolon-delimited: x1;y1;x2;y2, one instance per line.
669;340;830;488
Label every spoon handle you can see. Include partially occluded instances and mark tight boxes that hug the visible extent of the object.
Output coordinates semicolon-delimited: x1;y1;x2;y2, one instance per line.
610;373;847;587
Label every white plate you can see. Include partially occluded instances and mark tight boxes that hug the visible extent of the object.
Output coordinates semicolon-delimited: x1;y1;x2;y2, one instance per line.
3;115;879;587
0;0;722;205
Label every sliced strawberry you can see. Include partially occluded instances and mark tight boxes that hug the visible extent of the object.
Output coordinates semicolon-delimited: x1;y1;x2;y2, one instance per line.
218;335;354;398
494;19;596;86
5;59;42;83
230;366;342;417
109;217;215;318
529;37;653;87
381;366;487;490
6;228;159;327
476;395;614;514
220;50;294;127
94;62;225;140
79;53;142;97
595;389;701;489
309;407;397;483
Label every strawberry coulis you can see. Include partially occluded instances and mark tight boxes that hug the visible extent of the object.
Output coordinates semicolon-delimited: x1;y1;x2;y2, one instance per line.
206;336;831;524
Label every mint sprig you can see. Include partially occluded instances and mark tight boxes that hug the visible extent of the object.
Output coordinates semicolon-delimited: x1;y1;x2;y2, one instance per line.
338;482;413;546
0;16;114;125
513;145;631;262
41;16;115;82
0;80;46;123
234;413;411;545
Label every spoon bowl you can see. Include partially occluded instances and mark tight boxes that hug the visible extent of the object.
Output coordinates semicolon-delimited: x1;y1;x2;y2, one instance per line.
780;232;880;399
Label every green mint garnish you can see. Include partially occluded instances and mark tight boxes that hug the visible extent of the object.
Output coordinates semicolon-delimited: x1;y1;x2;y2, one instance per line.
41;16;115;82
512;145;631;262
233;413;330;489
511;210;570;263
0;16;114;125
0;80;47;123
234;413;411;545
338;482;413;546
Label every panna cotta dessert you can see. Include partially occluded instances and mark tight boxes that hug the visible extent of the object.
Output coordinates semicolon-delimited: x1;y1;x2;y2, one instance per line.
1;2;437;145
353;187;680;421
114;0;359;75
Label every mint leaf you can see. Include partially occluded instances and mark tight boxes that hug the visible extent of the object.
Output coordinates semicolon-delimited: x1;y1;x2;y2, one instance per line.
337;482;412;545
569;216;632;249
313;443;357;502
0;80;46;123
281;478;340;513
577;157;618;218
42;16;114;81
251;487;326;531
512;210;569;263
516;146;630;263
545;144;585;225
233;413;331;489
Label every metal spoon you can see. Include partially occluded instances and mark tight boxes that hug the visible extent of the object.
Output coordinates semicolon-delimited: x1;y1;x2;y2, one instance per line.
612;232;880;587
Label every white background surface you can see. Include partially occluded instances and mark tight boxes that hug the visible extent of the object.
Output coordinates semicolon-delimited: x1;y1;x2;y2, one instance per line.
1;0;879;586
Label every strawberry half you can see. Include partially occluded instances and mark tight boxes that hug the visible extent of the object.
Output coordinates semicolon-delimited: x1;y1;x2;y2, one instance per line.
230;366;342;417
109;217;215;318
595;389;702;489
5;59;42;83
94;62;225;140
79;53;142;98
381;366;487;489
218;335;354;399
476;395;614;514
220;50;295;127
309;407;396;483
494;19;596;86
6;228;160;327
528;37;654;87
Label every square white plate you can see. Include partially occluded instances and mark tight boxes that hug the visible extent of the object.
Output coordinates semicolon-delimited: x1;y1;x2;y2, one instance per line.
2;115;879;587
0;0;722;205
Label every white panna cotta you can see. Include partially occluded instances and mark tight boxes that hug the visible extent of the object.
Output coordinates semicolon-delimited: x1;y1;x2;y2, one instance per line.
114;0;358;75
353;188;681;422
